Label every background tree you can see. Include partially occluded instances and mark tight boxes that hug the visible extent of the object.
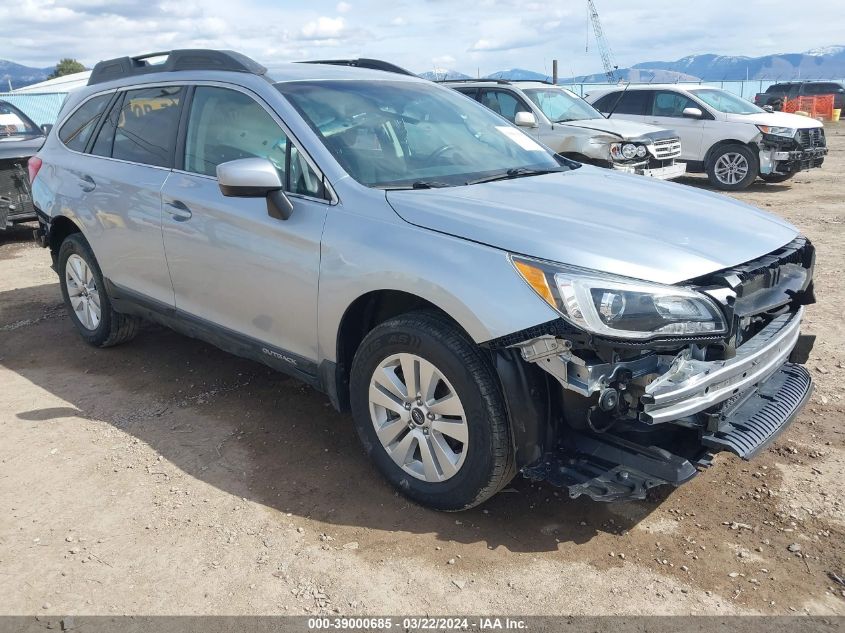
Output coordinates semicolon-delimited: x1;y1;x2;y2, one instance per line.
48;59;86;79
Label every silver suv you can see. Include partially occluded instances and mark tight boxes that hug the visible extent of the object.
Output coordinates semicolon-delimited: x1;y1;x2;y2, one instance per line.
30;50;817;511
444;80;685;180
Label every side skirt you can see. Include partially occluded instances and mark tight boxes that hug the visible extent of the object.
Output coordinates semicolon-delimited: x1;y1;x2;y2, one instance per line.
105;280;324;390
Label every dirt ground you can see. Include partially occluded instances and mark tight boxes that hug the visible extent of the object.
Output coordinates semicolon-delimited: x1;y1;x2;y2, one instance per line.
1;126;844;617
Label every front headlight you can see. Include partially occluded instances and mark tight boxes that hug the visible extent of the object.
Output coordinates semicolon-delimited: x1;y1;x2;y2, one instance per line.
512;257;727;340
756;125;795;138
610;142;647;161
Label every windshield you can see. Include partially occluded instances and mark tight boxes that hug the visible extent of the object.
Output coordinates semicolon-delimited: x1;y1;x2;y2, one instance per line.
277;80;564;188
0;101;40;137
690;89;763;115
523;87;603;122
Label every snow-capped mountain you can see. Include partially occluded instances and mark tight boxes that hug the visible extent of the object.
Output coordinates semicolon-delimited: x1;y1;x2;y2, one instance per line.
418;68;471;81
633;46;845;80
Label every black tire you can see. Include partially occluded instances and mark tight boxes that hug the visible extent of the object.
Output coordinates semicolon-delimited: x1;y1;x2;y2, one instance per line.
58;233;140;347
706;144;759;191
759;171;795;184
349;311;515;511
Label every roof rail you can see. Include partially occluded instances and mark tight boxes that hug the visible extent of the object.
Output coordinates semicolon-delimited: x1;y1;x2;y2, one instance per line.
435;78;511;85
87;49;267;86
298;58;415;77
507;79;555;85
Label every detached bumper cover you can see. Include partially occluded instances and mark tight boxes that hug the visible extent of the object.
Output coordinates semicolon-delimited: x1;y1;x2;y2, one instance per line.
702;362;812;459
611;161;687;180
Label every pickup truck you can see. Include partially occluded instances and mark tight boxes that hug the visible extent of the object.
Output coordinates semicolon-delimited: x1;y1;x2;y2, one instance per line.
754;81;845;111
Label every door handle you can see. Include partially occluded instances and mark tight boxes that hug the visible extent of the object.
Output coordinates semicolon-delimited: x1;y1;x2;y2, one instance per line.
164;200;192;221
77;175;96;192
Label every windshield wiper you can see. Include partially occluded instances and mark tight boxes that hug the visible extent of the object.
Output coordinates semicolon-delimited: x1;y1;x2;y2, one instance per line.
380;180;453;190
465;167;563;186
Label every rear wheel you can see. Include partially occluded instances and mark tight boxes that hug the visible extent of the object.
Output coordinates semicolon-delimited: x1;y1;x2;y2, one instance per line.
706;144;758;190
58;233;140;347
349;312;515;511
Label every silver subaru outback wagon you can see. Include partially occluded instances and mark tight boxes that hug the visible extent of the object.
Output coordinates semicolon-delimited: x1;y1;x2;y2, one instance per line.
29;50;817;511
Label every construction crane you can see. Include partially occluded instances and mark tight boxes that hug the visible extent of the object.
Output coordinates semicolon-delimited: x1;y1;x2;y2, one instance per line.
586;0;618;83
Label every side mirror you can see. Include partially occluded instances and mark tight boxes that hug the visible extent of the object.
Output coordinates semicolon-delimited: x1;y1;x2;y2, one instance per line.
682;107;703;119
763;105;774;113
216;157;293;221
514;111;538;128
41;124;53;136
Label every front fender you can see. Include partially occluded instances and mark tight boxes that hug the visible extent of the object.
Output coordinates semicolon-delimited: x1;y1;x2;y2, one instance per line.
316;207;560;363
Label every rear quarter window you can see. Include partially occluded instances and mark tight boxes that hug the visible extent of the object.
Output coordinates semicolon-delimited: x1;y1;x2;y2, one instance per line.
59;94;112;152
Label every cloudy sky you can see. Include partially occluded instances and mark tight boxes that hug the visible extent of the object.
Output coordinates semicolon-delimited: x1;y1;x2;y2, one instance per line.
2;0;841;76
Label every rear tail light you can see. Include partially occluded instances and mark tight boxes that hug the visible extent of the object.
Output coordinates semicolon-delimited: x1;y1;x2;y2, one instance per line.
27;156;43;184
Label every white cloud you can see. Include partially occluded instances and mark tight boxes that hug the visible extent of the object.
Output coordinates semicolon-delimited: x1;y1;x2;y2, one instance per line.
2;0;844;81
300;16;346;40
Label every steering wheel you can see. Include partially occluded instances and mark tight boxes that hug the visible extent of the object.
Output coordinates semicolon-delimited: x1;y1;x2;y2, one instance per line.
424;145;454;162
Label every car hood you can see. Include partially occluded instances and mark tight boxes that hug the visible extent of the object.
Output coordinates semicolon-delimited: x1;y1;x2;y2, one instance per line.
724;111;823;129
385;167;798;285
561;117;672;140
0;135;43;161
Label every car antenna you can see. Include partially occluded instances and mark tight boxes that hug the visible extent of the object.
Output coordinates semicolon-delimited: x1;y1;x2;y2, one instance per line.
605;81;630;119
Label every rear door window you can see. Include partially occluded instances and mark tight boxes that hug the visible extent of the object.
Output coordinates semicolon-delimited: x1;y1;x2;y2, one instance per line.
593;90;650;115
111;86;183;168
452;87;479;100
59;94;112;152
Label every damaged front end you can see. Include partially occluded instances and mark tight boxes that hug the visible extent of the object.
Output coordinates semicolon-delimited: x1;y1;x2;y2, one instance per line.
609;130;686;180
758;127;828;177
492;237;816;501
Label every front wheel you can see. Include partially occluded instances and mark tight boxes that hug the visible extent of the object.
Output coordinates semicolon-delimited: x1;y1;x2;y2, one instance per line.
349;312;515;511
706;144;758;190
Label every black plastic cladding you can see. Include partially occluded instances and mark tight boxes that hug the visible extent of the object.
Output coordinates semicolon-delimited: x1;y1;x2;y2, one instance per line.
87;50;268;86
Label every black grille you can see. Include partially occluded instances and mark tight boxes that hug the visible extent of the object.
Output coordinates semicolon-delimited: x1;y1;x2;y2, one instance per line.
702;363;812;459
694;236;815;292
797;127;826;149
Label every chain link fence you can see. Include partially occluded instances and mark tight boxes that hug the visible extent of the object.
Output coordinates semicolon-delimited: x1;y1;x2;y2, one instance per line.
561;78;845;99
0;92;68;126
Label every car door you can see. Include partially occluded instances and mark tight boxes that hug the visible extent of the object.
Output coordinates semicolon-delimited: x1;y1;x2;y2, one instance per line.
160;84;330;364
477;89;539;139
74;86;182;306
646;90;707;160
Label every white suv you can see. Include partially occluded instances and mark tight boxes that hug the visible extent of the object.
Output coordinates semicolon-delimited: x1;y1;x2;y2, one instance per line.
586;85;828;190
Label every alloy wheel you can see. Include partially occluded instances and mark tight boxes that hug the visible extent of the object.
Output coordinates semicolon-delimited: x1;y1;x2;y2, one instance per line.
368;353;469;482
65;253;101;331
714;152;749;186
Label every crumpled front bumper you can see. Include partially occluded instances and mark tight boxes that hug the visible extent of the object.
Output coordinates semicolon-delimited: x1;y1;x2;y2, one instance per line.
641;308;803;424
611;161;687;180
517;306;813;501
